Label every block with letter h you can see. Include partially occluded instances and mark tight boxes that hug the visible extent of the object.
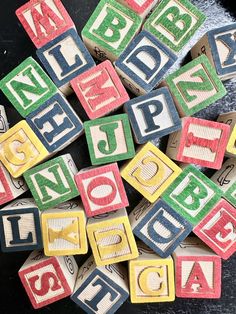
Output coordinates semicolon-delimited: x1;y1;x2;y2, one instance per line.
19;250;78;309
217;111;236;157
0;105;9;134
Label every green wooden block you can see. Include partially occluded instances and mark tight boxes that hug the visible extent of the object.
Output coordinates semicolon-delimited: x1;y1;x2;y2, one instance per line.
143;0;206;53
81;0;142;62
0;57;57;117
163;55;227;117
23;154;79;211
162;165;223;226
84;113;135;165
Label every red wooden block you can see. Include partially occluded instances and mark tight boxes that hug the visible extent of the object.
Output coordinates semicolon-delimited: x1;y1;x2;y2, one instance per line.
194;199;236;260
118;0;159;17
16;0;75;48
71;60;129;120
75;163;129;217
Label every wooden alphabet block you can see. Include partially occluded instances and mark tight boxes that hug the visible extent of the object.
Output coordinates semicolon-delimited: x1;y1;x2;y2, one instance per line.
194;199;236;260
87;209;138;265
173;237;221;298
124;87;181;144
26;93;84;153
166;117;230;169
117;0;159;19
84;114;135;165
0;198;42;252
129;242;175;303
71;255;129;313
75;163;129;217
115;30;177;96
191;23;236;80
121;142;182;203
217;111;236;157
19;250;78;309
36;29;95;95
81;0;142;62
0;121;49;178
129;198;192;258
71;60;129;119
0;105;9;134
16;0;75;48
162;165;222;226
162;55;227;117
0;57;57;117
24;154;79;211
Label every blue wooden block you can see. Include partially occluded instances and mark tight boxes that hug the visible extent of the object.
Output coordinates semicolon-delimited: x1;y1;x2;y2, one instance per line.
26;93;83;153
124;87;181;144
114;30;177;96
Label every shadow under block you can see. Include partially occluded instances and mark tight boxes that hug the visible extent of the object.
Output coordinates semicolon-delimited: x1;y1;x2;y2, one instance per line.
0;57;57;117
162;165;223;226
173;237;221;298
0;121;49;178
26;93;84;153
71;255;129;314
36;29;95;95
81;0;142;62
194;199;236;260
0;105;9;134
0;198;42;252
19;250;78;309
75;163;129;217
23;154;79;211
71;60;129;120
162;55;227;117
124;87;181;144
115;30;177;96
217;111;236;157
121;142;182;203
84;113;135;165
16;0;75;48
129;198;192;258
191;23;236;80
86;209;138;266
166;117;230;170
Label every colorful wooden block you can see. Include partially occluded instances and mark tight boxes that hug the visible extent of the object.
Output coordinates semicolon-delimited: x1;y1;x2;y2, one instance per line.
162;55;227;117
173;237;221;298
124;87;181;144
0;198;42;252
194;199;236;260
0;120;49;178
0;105;9;134
143;0;206;53
84;114;135;165
19;250;78;309
217;111;236;157
166;117;230;169
87;209;138;266
117;0;159;18
162;165;223;226
129;198;192;258
71;60;129;120
36;29;95;95
81;0;142;62
191;23;236;80
24;154;79;211
75;163;129;217
115;30;177;96
0;57;57;117
129;242;175;303
71;255;129;313
26;93;83;153
121;142;182;203
16;0;75;48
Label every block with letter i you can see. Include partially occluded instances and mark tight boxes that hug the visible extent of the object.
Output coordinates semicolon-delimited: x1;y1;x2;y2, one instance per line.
71;255;129;314
173;237;221;298
19;250;78;309
87;209;138;266
81;0;142;62
217;111;236;157
24;154;79;211
0;105;9;134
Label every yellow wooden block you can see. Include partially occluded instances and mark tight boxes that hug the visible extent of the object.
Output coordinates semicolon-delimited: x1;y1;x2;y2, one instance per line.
87;208;138;266
226;124;236;157
0;120;49;178
121;142;182;203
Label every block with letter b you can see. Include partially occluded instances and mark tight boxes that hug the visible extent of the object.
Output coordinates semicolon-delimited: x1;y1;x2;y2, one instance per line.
217;111;236;157
0;105;9;134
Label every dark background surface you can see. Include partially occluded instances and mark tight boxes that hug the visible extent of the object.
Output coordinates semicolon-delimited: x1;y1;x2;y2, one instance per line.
0;0;236;313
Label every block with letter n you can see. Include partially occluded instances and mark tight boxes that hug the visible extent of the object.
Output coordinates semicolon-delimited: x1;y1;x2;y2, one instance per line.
217;111;236;158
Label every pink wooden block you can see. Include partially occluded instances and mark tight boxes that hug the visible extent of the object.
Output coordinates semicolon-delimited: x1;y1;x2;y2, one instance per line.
119;0;158;16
